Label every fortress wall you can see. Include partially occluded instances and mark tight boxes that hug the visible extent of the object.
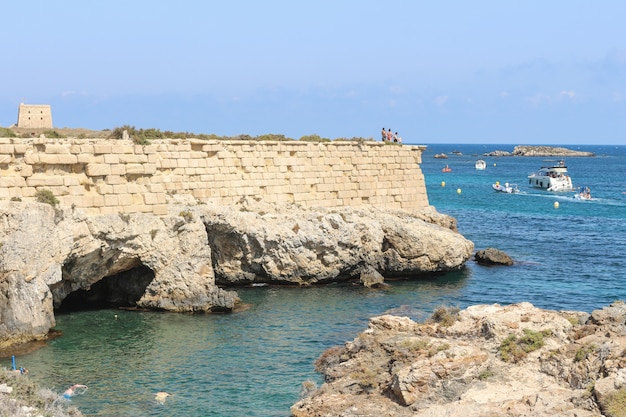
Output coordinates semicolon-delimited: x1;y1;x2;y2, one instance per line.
0;138;429;215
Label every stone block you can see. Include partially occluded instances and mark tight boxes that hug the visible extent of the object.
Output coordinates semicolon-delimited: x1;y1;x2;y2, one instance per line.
93;144;112;154
86;164;111;176
13;144;29;154
104;154;119;164
125;164;145;175
45;144;70;154
26;176;64;187
105;175;125;185
0;144;14;154
110;164;126;175
0;155;12;164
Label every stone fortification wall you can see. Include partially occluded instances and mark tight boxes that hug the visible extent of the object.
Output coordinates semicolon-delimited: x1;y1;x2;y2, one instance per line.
16;104;53;129
0;137;429;215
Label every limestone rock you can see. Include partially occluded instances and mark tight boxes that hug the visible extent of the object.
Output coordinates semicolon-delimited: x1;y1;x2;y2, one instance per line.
0;200;473;348
474;248;514;266
203;205;473;285
292;302;626;417
512;145;595;157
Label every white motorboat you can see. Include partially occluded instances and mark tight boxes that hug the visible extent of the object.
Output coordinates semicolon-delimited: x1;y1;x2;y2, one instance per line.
492;181;519;194
475;159;486;170
527;159;573;192
575;186;591;200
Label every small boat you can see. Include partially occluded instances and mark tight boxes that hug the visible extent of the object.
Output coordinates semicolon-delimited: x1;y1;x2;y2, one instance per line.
492;181;519;194
442;165;452;172
475;159;486;170
575;186;591;200
528;159;573;192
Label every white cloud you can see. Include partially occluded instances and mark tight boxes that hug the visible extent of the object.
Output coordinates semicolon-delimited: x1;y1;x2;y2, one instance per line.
435;95;448;106
61;90;88;97
559;90;576;99
526;93;551;106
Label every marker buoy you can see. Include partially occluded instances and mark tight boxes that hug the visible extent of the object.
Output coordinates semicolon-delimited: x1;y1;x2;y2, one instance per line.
493;163;496;166
457;188;462;194
553;201;559;208
441;181;446;187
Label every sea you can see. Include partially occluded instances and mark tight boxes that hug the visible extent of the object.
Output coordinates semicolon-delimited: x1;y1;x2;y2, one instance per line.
4;143;626;417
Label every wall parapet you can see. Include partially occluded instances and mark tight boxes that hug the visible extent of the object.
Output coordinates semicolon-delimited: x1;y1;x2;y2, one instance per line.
0;138;429;215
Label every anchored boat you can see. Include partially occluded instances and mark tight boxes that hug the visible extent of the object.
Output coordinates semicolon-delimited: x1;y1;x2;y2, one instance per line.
528;159;573;192
475;159;486;170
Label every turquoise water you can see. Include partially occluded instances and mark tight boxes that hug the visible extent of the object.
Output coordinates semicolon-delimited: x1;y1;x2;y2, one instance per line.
7;144;626;416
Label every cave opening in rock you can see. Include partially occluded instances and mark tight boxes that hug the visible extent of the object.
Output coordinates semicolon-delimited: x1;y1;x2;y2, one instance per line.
56;265;155;313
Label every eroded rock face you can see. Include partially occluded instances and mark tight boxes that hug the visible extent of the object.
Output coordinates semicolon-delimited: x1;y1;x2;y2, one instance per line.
0;200;473;348
291;302;626;417
0;202;240;348
204;205;474;285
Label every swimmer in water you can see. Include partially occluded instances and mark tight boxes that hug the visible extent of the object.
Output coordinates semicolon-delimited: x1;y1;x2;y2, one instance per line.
63;384;88;399
155;391;171;404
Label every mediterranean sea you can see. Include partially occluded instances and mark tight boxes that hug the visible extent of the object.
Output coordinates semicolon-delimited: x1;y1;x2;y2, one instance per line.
6;143;626;417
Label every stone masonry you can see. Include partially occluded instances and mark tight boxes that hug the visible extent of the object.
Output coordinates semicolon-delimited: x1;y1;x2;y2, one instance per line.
16;104;53;129
0;138;429;215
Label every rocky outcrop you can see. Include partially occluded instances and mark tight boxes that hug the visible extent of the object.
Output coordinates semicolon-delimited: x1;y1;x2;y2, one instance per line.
204;204;473;285
0;200;473;348
484;146;595;157
474;248;514;265
512;146;595;157
0;201;240;348
292;302;626;417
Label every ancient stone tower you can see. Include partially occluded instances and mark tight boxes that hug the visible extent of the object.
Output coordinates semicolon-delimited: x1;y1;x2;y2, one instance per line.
16;104;53;129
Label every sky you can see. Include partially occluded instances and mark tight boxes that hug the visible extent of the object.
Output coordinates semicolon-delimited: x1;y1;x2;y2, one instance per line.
1;1;625;145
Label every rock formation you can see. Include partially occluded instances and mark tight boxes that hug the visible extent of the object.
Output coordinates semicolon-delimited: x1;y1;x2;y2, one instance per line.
291;301;626;417
484;146;595;157
0;200;473;348
511;146;595;157
474;247;514;266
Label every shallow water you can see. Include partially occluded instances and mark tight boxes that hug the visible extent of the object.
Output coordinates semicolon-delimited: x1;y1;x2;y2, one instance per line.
6;144;626;416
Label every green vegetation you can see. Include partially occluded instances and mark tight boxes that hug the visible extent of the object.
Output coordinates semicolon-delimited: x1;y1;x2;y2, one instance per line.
600;386;626;417
0;127;17;137
107;125;377;144
478;369;494;380
42;130;65;138
0;368;82;416
427;306;461;327
574;343;596;362
35;189;59;207
299;134;331;142
499;329;552;363
179;210;194;222
314;345;348;373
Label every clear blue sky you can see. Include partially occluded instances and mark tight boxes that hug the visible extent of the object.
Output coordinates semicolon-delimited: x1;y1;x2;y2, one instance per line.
1;1;625;144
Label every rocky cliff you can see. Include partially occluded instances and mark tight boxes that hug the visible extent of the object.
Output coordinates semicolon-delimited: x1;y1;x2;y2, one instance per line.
291;302;626;417
0;199;473;348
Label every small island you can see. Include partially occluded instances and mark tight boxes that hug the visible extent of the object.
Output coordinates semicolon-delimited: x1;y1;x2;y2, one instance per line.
484;145;595;157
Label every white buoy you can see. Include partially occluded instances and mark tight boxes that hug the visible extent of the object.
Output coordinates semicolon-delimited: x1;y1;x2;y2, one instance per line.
493;163;497;167
457;188;462;194
554;201;559;208
441;181;446;187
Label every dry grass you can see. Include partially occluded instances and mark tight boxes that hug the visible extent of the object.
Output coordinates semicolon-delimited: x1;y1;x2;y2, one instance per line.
0;368;83;417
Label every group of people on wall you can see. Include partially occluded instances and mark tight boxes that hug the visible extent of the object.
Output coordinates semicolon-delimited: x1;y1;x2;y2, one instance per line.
381;128;402;143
